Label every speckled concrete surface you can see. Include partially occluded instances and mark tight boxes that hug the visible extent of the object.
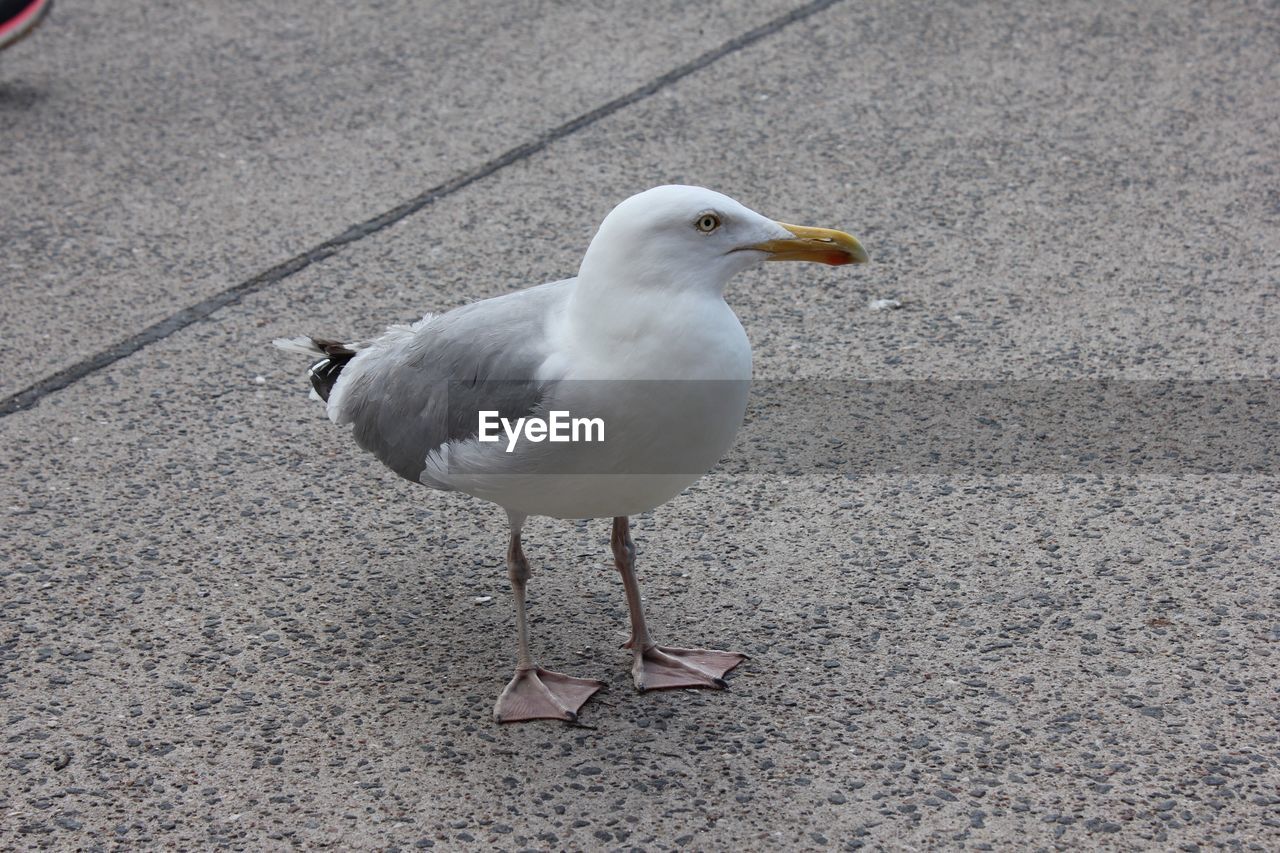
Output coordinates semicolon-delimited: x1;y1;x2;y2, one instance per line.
0;0;794;395
2;0;1278;850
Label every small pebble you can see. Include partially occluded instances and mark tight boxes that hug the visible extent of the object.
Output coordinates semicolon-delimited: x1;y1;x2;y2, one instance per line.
869;298;902;311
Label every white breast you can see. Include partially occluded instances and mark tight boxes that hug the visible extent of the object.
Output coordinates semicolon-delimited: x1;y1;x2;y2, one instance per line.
432;292;753;519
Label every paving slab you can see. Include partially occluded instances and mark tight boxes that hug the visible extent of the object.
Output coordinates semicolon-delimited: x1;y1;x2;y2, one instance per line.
2;0;1278;850
0;0;795;396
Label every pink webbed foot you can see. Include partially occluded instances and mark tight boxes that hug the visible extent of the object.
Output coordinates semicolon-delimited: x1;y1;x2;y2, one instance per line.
628;644;747;692
493;667;605;723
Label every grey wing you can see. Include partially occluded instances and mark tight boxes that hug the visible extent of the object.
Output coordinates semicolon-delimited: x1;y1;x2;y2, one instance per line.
330;279;573;484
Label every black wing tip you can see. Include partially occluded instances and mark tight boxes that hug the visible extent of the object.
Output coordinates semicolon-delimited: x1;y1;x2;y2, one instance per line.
311;338;358;358
307;348;357;402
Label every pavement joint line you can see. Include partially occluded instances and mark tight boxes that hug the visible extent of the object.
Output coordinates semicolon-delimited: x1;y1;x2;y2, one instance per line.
0;0;845;419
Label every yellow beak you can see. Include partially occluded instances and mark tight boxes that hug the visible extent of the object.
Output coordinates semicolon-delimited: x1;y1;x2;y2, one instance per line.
750;222;868;266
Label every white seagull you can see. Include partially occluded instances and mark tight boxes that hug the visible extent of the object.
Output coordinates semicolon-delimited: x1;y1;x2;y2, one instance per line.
275;185;867;723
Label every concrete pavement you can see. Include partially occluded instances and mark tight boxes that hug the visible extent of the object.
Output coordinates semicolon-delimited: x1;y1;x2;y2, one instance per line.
0;0;797;396
2;0;1277;849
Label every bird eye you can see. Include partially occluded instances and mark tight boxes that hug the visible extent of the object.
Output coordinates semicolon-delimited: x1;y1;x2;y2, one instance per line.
695;213;721;233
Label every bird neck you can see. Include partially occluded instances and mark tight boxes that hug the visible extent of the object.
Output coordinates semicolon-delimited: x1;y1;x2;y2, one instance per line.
563;275;750;380
568;272;721;336
577;228;738;298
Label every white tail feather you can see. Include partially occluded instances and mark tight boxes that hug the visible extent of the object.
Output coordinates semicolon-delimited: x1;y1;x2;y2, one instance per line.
272;336;324;357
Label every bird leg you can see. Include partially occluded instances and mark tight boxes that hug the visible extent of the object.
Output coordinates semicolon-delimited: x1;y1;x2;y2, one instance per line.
494;515;604;723
611;516;746;692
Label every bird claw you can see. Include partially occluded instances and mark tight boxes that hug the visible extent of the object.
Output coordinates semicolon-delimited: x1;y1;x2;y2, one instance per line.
630;644;746;692
493;667;605;723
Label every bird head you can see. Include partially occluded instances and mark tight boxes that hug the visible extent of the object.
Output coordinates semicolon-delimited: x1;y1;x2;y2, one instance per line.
578;185;867;295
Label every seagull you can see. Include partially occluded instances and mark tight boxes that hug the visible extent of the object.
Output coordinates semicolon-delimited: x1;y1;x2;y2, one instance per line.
275;185;867;723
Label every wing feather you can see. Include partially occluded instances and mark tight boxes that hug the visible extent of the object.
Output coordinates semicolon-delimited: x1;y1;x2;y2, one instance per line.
329;279;573;484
